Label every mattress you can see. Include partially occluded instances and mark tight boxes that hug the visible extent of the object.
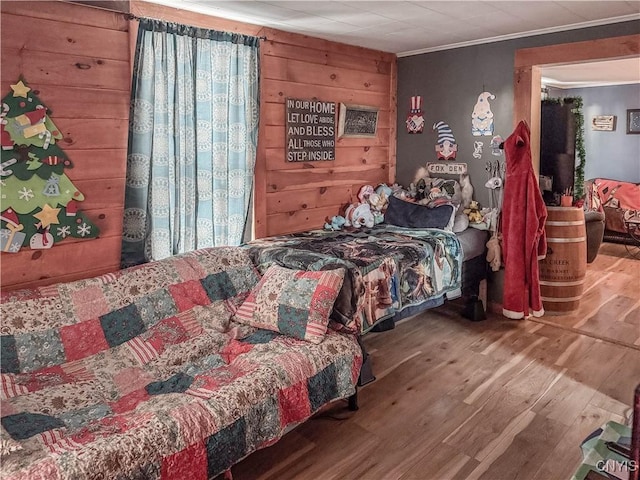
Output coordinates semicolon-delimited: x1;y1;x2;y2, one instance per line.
457;227;489;261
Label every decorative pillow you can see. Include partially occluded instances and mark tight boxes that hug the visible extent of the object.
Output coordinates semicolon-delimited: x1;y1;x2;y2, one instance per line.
384;195;455;230
452;212;469;233
414;176;462;206
233;265;345;344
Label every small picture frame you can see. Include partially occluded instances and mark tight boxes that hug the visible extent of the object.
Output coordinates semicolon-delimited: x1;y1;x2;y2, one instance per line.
591;115;616;131
627;109;640;134
338;103;378;138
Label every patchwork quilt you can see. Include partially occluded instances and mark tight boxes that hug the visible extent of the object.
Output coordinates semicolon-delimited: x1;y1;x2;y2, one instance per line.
0;247;362;479
246;225;463;333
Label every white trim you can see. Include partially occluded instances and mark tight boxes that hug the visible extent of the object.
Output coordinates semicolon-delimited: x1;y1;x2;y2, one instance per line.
397;14;640;57
547;237;586;243
502;308;524;319
539;279;585;287
546;220;584;226
537;254;546;260
531;309;545;318
446;287;462;300
543;79;640;89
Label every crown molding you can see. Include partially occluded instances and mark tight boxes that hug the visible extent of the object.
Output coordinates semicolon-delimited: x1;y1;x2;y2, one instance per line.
397;14;640;57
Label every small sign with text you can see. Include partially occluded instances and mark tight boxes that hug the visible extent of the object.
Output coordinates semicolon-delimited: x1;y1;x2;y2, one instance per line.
426;162;468;175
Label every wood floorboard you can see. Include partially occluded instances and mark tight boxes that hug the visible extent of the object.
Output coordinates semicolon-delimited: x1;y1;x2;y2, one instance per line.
229;243;639;480
531;403;625;480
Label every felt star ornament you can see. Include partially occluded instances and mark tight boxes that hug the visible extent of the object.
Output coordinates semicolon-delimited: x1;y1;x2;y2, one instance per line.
10;81;31;98
33;204;61;228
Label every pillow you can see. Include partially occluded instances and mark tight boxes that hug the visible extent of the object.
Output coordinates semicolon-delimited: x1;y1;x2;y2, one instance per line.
233;265;345;344
414;176;462;206
452;212;469;233
384;195;455;230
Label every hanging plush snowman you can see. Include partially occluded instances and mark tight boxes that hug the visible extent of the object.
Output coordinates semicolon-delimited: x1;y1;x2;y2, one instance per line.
406;96;425;134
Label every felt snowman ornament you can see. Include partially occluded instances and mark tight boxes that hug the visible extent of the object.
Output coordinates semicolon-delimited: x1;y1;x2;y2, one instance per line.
406;96;424;134
30;225;54;249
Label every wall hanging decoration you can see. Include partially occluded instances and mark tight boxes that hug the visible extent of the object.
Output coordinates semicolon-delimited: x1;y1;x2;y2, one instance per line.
627;109;640;134
338;103;378;138
433;121;457;160
471;91;496;136
591;115;616;131
0;78;99;252
286;98;336;162
472;141;483;159
426;162;467;175
405;96;424;134
490;135;504;156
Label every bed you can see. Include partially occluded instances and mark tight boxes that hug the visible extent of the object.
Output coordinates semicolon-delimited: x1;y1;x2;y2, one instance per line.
245;224;488;334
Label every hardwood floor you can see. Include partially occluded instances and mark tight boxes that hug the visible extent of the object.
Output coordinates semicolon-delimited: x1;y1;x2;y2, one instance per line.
229;243;639;480
531;242;640;349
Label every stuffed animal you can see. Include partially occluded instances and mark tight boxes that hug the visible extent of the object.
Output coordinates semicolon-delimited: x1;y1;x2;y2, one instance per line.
357;184;375;203
413;166;429;184
486;232;502;272
464;200;483;223
460;173;473;209
344;203;375;228
415;178;428;201
324;215;346;231
368;193;386;224
375;184;393;199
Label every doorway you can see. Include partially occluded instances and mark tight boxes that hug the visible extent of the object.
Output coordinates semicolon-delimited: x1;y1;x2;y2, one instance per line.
512;35;640;347
512;33;640;175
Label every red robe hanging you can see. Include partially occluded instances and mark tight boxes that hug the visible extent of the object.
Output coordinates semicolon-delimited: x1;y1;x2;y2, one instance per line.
501;120;547;319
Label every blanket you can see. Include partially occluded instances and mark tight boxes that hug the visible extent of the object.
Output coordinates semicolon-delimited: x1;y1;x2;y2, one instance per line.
246;225;463;333
0;247;362;479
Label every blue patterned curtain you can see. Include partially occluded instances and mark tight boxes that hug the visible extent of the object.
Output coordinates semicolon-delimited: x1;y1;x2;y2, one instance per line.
122;19;259;267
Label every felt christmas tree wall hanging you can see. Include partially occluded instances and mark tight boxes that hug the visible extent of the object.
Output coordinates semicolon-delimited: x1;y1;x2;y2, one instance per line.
0;78;99;252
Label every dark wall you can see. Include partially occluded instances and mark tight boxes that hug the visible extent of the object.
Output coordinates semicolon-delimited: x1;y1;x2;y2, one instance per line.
397;20;640;207
549;83;640;183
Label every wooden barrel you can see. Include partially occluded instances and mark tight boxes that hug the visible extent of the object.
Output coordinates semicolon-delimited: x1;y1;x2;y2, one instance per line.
539;207;587;314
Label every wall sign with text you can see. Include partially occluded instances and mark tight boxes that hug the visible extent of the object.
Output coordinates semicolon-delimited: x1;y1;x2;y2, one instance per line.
426;162;468;175
286;98;336;162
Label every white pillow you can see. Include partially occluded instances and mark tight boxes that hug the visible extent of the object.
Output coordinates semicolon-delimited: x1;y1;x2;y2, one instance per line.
443;204;457;232
452;212;469;233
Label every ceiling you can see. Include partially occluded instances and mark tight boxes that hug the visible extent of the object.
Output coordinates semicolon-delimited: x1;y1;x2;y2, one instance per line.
542;57;640;89
145;1;640;55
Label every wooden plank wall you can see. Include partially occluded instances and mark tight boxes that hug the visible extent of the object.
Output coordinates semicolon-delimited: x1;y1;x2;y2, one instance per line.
130;1;397;239
0;0;396;290
258;29;397;237
0;1;130;289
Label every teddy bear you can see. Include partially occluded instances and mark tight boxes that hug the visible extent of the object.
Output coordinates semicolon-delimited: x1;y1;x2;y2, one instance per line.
464;200;483;223
486;232;503;272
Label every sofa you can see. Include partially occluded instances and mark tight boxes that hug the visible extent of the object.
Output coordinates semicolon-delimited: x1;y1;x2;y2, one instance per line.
584;209;605;263
586;178;640;244
0;247;362;479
